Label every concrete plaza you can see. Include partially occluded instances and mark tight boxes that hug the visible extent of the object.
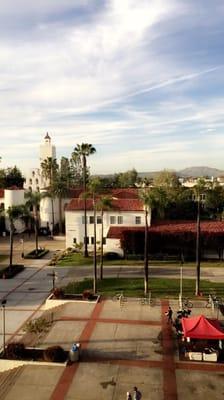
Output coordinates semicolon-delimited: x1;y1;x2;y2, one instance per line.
0;297;223;400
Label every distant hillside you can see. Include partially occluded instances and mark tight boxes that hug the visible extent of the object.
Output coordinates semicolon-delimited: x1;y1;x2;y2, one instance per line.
97;166;224;180
177;166;224;178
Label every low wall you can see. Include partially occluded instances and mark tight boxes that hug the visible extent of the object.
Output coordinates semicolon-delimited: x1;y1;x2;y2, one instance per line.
44;293;100;311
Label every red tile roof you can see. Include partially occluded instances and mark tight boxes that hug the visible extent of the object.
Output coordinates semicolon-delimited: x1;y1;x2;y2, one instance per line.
66;197;143;212
107;220;224;238
66;187;142;210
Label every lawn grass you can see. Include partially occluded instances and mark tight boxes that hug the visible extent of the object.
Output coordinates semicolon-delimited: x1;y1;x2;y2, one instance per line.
57;252;224;268
63;277;224;299
57;253;93;266
0;255;8;263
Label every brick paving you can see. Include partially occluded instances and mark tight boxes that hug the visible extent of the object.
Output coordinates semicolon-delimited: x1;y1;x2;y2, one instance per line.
2;296;224;400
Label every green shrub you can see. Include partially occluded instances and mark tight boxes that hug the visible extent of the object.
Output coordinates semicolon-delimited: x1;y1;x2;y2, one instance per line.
23;317;51;337
52;287;64;299
43;346;67;362
6;342;25;359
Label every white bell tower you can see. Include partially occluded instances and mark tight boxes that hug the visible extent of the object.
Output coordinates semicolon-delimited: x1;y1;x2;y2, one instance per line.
40;132;56;164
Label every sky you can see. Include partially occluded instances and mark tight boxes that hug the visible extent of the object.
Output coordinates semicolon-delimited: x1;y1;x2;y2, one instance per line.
1;0;224;175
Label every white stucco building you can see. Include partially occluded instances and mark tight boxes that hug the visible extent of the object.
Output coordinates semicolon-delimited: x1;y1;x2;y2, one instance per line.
65;188;151;255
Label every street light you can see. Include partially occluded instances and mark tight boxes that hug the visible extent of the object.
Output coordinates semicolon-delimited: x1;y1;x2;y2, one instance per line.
1;299;7;355
179;253;184;310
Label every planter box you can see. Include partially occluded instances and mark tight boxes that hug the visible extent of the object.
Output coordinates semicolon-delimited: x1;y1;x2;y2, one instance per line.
0;348;69;372
44;292;100;311
24;249;49;259
0;265;24;279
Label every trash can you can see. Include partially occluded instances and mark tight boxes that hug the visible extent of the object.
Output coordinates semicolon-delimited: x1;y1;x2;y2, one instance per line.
69;343;80;362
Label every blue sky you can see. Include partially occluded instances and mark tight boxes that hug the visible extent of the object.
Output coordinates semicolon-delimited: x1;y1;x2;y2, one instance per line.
1;0;224;174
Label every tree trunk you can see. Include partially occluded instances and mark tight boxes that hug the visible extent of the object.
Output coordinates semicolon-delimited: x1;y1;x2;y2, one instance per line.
51;197;54;235
144;209;149;295
100;209;104;280
9;221;14;269
195;197;201;295
83;155;88;257
93;196;97;293
34;208;39;253
58;195;63;234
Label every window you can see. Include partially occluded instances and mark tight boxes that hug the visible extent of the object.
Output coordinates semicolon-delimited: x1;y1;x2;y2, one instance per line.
82;216;85;224
73;238;77;244
84;237;89;244
29;178;32;184
135;216;141;225
36;178;39;184
102;237;106;245
117;216;123;224
91;237;94;244
110;216;116;224
89;216;94;224
97;216;102;224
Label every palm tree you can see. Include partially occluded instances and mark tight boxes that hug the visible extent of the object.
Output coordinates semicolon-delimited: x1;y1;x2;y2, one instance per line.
41;157;58;234
140;187;168;295
25;191;44;254
52;171;69;234
72;144;96;257
97;195;113;280
5;205;26;269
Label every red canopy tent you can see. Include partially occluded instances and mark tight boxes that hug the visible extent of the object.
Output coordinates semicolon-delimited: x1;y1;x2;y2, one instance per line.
182;315;224;340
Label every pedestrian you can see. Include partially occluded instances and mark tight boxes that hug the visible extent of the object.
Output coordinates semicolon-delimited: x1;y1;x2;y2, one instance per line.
166;306;173;324
133;386;142;400
127;391;132;400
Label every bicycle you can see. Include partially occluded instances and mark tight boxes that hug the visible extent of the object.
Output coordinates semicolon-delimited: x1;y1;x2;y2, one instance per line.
139;292;153;306
205;295;221;309
182;298;193;308
112;292;123;301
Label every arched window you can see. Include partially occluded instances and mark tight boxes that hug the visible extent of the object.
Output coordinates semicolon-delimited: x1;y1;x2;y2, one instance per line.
29;178;32;184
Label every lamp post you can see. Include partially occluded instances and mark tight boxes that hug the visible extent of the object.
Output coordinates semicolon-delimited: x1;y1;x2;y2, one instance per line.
1;299;7;355
179;253;184;310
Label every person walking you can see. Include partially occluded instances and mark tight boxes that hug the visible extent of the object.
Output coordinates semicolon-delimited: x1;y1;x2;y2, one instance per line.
166;306;173;324
133;386;142;400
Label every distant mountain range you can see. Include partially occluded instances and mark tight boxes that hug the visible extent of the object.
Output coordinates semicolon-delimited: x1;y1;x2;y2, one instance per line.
98;166;224;180
177;166;224;178
139;166;224;179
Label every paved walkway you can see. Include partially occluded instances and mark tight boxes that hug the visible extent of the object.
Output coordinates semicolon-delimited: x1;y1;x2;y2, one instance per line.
1;296;224;399
17;298;219;400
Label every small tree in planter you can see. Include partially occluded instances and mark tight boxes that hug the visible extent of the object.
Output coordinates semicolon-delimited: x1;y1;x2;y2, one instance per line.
4;205;27;270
